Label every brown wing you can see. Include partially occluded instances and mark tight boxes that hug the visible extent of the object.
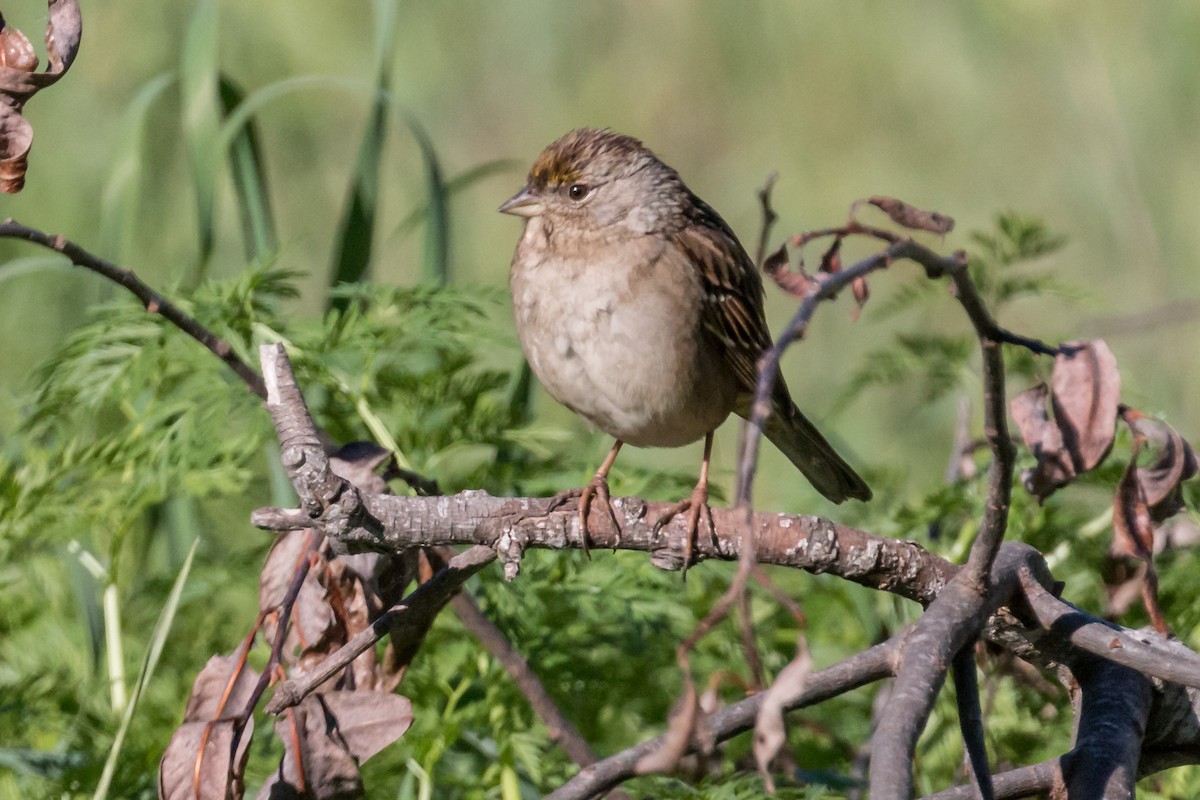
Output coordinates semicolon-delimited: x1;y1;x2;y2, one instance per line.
668;198;775;400
670;198;872;503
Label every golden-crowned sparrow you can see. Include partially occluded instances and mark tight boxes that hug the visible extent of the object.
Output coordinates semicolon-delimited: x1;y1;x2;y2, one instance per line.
501;128;870;562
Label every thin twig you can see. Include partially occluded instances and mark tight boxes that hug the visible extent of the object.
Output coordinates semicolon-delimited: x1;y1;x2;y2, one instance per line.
230;529;321;761
0;219;268;398
753;171;779;269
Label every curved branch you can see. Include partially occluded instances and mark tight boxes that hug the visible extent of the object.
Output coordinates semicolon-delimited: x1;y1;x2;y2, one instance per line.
0;220;267;397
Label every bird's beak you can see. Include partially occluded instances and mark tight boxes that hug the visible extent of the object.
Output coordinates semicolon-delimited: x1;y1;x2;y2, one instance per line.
498;186;543;218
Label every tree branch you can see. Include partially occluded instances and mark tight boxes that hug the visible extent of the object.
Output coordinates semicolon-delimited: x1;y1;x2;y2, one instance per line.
0;219;268;398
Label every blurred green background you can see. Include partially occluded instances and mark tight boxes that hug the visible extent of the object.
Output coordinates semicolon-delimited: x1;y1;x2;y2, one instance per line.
2;1;1200;797
4;1;1199;500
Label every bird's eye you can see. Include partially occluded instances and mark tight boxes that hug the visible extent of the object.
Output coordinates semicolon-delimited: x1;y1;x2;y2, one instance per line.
567;183;590;201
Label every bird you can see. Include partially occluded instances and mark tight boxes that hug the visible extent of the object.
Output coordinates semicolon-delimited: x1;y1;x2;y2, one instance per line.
500;128;870;567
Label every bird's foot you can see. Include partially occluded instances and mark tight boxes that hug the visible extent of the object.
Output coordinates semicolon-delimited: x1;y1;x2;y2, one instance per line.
652;479;715;580
548;473;623;558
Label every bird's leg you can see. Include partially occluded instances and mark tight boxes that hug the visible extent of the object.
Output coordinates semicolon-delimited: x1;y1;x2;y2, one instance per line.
548;440;624;558
653;431;716;578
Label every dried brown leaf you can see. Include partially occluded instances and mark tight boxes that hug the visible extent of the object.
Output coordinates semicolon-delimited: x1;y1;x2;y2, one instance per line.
329;442;392;495
259;533;336;665
260;700;362;800
754;641;814;793
818;236;843;274
160;719;252;800
0;0;82;192
850;275;870;321
1051;340;1120;472
867;196;955;235
320;691;414;763
1010;383;1075;501
761;242;789;277
1122;411;1198;517
0;23;37;71
184;647;260;723
1113;446;1155;555
257;692;412;800
634;674;698;775
1112;441;1170;632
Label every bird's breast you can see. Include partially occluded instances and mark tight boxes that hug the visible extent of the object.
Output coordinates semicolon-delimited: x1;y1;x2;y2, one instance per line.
510;231;738;447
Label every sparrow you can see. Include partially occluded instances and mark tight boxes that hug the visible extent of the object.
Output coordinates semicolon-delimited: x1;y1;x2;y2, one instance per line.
501;128;870;566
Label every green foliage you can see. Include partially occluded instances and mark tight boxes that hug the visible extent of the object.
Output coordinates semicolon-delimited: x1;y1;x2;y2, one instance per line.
4;1;1200;796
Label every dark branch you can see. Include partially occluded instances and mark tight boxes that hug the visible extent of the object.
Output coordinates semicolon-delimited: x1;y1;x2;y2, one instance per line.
753;171;779;269
0;220;268;398
951;644;994;800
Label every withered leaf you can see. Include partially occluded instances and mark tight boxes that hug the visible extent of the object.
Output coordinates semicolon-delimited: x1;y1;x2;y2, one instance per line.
257;692;412;800
818;236;842;274
1112;443;1153;561
1111;446;1170;634
850;275;870;321
184;647;260;723
0;0;82;193
160;718;252;800
0;22;37;71
259;532;336;664
1051;340;1120;473
761;243;789;277
319;691;414;763
867;196;955;235
634;674;698;775
1010;383;1075;501
1122;411;1198;518
329;441;392;495
753;642;813;793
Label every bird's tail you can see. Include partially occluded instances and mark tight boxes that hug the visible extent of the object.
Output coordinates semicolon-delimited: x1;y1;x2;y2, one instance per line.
759;400;871;504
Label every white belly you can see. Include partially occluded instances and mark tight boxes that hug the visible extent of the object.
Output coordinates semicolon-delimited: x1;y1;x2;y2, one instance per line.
510;231;736;447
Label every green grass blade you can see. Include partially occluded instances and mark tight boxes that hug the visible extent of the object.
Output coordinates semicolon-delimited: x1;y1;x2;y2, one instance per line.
399;114;450;285
64;549;104;671
217;75;360;150
387;158;521;243
92;537;200;800
98;73;175;262
219;74;278;261
328;93;388;300
180;0;221;281
327;0;399;308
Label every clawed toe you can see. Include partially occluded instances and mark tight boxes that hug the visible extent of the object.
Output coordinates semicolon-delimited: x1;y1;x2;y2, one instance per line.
653;481;715;579
550;473;623;559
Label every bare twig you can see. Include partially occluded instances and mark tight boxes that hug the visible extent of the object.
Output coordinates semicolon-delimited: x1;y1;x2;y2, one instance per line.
736;238;963;507
231;529;321;761
0;220;268;397
753;172;779;269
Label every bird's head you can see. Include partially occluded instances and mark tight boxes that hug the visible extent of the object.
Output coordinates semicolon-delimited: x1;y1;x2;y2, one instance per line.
500;128;683;235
